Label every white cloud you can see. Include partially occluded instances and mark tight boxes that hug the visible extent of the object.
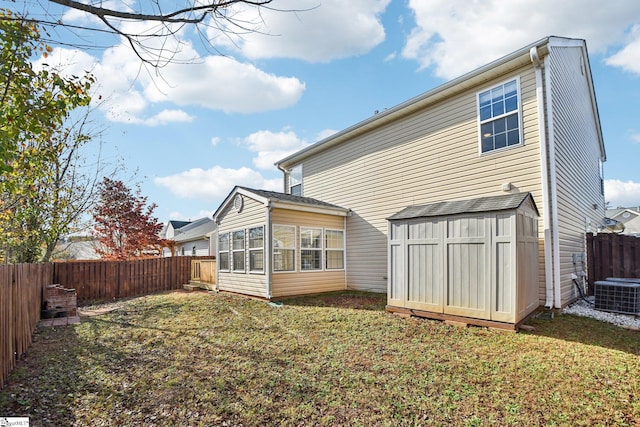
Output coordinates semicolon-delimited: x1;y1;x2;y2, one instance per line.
402;0;640;79
631;133;640;143
144;56;305;113
605;179;640;208
241;129;311;170
211;137;221;147
154;166;281;201
606;24;640;74
35;39;305;124
140;109;194;127
210;0;390;62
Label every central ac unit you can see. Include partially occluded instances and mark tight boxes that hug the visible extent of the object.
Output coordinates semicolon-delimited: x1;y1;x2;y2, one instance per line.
594;280;640;315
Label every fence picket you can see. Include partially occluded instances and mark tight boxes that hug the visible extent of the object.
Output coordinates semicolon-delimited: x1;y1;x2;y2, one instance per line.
586;233;640;293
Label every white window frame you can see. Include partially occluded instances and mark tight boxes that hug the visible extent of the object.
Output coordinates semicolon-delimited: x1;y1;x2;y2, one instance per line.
218;232;230;271
325;229;345;270
288;164;303;196
477;77;523;155
232;229;245;272
273;224;296;273
300;227;322;271
248;225;265;274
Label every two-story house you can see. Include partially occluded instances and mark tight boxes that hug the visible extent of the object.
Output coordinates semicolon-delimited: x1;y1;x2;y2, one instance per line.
213;36;606;328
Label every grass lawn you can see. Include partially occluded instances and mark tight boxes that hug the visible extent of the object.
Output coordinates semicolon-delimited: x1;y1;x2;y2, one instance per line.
1;290;638;426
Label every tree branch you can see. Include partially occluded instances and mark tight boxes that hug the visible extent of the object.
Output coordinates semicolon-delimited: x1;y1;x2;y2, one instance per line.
47;0;273;24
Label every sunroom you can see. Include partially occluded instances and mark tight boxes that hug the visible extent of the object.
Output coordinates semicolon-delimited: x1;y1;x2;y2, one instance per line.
212;186;350;299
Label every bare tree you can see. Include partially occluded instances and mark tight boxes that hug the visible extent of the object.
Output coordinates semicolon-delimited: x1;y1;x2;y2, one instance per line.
1;0;286;67
40;104;124;261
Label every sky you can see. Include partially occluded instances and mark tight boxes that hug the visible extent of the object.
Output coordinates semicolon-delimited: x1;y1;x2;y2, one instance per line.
6;0;640;222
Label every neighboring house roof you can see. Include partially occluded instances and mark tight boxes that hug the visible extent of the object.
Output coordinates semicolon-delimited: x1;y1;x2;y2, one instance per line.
213;186;350;222
53;239;101;260
607;207;640;222
173;217;216;243
606;207;640;235
388;193;538;221
170;220;191;230
276;36;605;170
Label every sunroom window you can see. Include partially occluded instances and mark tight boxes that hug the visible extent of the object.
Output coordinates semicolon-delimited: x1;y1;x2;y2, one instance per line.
273;225;295;272
325;229;344;270
478;79;521;153
232;230;245;272
300;227;322;271
249;226;264;273
218;233;229;271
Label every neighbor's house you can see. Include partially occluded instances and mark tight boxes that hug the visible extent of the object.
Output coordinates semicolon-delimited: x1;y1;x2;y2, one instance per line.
213;36;606;326
161;218;217;256
606;207;640;236
173;217;217;256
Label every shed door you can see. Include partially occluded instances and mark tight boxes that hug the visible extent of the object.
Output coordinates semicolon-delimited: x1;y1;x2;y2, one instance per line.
405;220;442;312
443;215;491;319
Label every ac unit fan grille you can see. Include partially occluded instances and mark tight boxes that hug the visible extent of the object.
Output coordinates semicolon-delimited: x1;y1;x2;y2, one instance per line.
594;281;640;315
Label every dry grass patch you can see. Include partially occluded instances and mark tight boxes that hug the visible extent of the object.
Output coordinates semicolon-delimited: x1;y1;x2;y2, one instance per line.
1;290;638;426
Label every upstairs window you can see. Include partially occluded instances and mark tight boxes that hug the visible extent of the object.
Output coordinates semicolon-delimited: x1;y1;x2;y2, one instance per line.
478;79;521;153
289;165;302;196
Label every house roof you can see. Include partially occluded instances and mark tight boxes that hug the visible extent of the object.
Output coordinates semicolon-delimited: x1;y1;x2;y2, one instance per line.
173;217;216;243
606;207;640;221
276;36;605;170
169;220;191;230
237;187;347;210
213;186;349;222
387;192;538;221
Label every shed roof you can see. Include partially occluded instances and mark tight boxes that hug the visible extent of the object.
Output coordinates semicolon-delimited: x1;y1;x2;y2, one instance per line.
387;193;537;221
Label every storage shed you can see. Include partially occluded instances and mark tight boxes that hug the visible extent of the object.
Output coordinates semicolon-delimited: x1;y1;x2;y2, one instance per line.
387;193;540;329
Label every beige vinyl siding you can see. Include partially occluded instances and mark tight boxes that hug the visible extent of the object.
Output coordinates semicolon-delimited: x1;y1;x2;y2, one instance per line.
548;46;606;306
271;208;346;297
217;195;268;298
298;65;545;293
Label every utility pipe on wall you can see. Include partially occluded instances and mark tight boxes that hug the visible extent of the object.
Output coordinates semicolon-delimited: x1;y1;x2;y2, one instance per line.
530;46;556;309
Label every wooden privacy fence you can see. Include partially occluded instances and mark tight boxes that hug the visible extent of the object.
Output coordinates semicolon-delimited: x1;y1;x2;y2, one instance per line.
0;263;53;389
1;256;213;388
53;256;215;303
586;232;640;291
191;259;216;285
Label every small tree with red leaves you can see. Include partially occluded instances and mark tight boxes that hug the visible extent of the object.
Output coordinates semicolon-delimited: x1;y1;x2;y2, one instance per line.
92;177;163;260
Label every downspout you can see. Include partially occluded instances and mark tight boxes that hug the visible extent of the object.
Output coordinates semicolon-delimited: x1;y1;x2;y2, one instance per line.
343;214;348;290
546;67;563;310
276;163;288;193
213;219;220;293
266;201;273;299
530;46;555;309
